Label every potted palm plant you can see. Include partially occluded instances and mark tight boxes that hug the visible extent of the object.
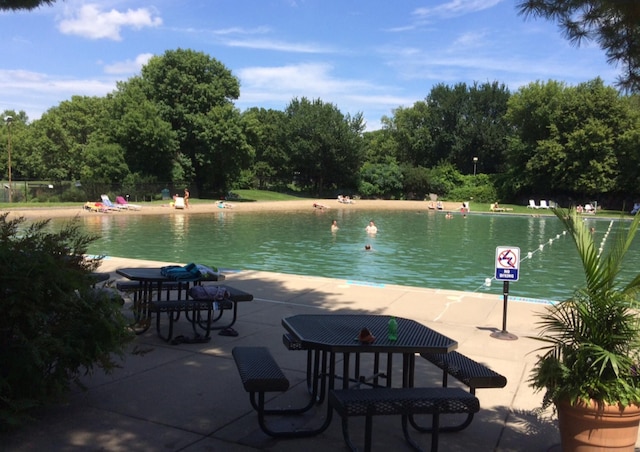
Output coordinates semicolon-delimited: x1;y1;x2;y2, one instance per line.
529;208;640;451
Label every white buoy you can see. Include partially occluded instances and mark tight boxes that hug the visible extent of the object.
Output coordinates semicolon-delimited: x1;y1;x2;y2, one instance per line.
539;244;544;250
484;278;491;287
549;239;553;244
527;252;532;259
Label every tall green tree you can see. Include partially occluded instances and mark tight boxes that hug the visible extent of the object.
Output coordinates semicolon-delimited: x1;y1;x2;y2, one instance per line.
387;102;434;167
131;48;250;195
0;0;55;10
518;0;640;92
0;110;29;181
27;96;127;183
285;97;364;194
242;107;289;189
424;82;511;174
108;80;177;183
505;78;635;200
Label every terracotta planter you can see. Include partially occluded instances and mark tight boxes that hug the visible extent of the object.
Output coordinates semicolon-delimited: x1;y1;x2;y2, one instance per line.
557;399;640;451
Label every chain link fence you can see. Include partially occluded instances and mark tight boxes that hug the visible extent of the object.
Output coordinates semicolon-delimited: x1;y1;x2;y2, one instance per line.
0;180;188;204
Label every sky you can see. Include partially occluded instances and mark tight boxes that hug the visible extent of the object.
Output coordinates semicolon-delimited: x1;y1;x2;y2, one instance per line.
0;0;622;131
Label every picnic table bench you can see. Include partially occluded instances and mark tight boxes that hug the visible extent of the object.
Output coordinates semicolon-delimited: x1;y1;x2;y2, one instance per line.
231;346;326;438
329;386;479;452
414;351;507;432
116;275;252;341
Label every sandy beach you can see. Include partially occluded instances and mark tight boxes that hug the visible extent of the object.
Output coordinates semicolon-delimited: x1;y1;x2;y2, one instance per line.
2;198;465;220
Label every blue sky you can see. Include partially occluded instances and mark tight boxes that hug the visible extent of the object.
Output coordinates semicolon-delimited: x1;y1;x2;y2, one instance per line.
0;0;620;131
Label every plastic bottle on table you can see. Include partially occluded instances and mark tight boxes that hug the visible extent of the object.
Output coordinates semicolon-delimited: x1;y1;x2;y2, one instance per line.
388;316;398;341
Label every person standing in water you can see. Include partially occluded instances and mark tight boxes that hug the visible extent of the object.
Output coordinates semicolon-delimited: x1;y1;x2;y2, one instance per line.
331;220;339;232
365;220;377;234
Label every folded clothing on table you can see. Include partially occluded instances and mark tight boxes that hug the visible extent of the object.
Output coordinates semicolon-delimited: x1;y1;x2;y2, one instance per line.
189;285;230;301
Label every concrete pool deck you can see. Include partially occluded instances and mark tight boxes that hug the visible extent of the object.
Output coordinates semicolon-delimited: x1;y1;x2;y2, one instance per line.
3;255;630;451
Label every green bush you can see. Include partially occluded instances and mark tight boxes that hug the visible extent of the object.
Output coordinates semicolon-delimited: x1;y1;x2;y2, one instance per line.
0;214;134;430
59;186;87;203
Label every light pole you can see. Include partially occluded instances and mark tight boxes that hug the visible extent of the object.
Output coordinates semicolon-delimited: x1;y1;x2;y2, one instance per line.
4;116;12;203
473;156;478;176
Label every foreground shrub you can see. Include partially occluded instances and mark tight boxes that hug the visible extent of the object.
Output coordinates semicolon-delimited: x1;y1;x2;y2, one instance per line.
0;213;134;430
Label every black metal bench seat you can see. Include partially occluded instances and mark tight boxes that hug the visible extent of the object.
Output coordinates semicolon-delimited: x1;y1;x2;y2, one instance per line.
415;351;507;432
329;387;479;452
231;346;327;438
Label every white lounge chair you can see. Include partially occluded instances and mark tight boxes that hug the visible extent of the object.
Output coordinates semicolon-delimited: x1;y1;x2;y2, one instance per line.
174;196;185;209
115;195;141;210
539;200;550;209
100;194;125;211
527;199;540;209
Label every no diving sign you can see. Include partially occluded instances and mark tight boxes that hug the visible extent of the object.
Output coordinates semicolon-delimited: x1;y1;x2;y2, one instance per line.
495;246;520;281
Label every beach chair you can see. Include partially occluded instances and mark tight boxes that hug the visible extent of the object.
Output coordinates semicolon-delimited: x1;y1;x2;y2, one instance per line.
527;199;540;209
539;200;550;209
116;195;142;210
83;202;108;213
100;194;125;211
174;196;185;209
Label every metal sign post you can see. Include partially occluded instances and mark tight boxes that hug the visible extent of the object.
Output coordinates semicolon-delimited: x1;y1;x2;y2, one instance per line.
491;246;520;341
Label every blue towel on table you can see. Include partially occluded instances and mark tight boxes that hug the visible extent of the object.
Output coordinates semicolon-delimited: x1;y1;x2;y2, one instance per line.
161;263;201;281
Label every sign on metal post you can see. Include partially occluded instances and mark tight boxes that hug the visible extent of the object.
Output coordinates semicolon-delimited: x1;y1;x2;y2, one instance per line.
492;246;519;341
495;246;520;281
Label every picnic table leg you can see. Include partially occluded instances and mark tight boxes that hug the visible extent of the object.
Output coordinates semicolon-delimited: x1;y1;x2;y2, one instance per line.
342;352;351;389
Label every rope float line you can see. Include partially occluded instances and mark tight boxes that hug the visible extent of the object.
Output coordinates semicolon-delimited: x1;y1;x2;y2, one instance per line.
475;230;568;293
475;218;615;294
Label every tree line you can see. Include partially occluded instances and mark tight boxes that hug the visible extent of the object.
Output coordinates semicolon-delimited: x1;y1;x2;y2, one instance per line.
1;49;640;208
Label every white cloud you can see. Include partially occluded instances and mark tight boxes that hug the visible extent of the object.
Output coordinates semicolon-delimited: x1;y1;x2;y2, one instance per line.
0;69;118;120
236;63;415;131
103;53;154;74
413;0;504;20
212;26;271;36
238;63;374;95
225;38;334;54
58;4;162;41
451;31;488;49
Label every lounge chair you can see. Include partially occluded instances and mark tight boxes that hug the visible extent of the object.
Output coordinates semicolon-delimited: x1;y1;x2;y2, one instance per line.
584;203;596;214
527;199;540;209
539;200;550;209
174;196;185;209
631;203;640;215
83;202;108;213
100;195;125;211
115;195;141;210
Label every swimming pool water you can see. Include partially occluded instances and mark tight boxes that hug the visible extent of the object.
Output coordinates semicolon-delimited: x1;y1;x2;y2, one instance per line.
71;209;640;303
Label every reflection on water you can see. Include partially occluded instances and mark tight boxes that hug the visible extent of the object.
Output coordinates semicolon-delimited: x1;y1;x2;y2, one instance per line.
56;210;640;302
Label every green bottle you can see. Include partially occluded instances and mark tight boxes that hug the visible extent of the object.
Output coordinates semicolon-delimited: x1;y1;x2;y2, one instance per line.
388;316;398;341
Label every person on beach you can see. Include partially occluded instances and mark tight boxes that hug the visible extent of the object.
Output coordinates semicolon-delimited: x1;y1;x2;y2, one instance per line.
331;220;339;232
365;220;377;234
184;188;190;208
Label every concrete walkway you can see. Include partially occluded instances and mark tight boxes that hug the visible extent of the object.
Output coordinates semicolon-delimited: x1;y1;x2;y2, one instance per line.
1;256;601;451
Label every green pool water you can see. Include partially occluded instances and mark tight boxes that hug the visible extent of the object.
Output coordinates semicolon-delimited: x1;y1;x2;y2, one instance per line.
70;209;639;303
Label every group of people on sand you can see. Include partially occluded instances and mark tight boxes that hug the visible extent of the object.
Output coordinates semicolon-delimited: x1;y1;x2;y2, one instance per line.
331;219;377;251
337;194;355;204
